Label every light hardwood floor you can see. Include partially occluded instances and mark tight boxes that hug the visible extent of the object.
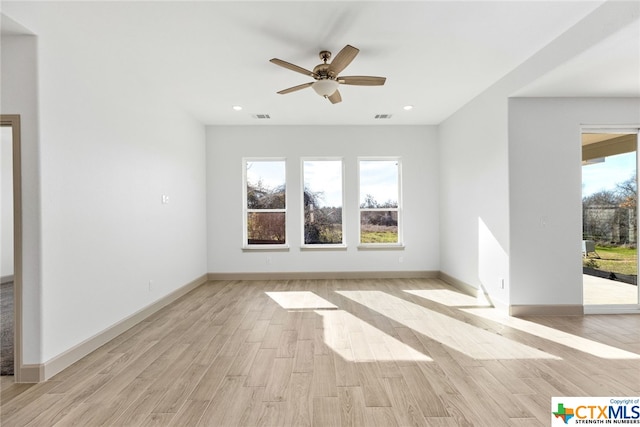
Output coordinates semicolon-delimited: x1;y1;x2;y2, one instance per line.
1;278;639;426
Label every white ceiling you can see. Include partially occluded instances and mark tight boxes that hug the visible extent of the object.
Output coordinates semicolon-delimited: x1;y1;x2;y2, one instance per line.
1;1;638;126
515;17;640;98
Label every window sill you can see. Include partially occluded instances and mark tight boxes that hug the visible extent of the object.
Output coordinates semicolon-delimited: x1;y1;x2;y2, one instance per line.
357;244;405;250
300;244;348;251
242;245;290;252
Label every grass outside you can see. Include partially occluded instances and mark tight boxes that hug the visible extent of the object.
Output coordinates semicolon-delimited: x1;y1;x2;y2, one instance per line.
361;232;398;243
361;225;398;244
584;245;638;276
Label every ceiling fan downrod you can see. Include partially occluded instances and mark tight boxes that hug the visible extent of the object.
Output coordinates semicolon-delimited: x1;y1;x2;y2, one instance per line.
319;50;331;63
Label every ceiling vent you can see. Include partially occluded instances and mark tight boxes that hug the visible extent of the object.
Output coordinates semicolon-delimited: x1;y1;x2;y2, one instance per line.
374;114;392;119
253;114;271;119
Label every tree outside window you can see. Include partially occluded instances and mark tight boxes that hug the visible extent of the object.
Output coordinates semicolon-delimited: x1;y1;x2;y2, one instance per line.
245;160;286;245
303;159;344;245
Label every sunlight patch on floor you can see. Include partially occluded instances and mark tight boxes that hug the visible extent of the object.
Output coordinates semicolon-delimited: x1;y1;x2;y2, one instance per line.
404;289;492;307
264;291;431;362
336;290;561;360
463;308;640;360
315;309;432;362
265;291;338;310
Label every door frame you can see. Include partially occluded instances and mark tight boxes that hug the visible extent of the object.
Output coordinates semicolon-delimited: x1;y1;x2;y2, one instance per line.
1;114;23;381
582;126;640;314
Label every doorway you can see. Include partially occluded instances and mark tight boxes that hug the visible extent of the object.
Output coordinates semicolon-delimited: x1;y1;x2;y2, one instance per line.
582;130;640;312
0;115;22;380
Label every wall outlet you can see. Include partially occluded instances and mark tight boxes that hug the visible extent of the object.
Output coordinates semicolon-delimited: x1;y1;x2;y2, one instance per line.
398;256;404;263
148;280;153;291
499;278;505;289
162;195;170;204
266;257;272;265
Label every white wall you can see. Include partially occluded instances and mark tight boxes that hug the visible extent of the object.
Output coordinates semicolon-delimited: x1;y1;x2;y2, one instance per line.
509;97;640;306
36;80;207;362
1;34;43;364
207;126;439;274
438;93;510;307
1;126;14;279
437;0;638;309
2;18;208;364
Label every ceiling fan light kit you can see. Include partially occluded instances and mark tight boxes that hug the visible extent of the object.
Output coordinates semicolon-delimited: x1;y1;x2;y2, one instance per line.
270;44;386;104
312;79;339;97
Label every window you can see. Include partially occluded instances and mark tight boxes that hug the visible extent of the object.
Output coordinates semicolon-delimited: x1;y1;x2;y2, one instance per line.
359;158;401;245
244;159;287;247
302;159;344;246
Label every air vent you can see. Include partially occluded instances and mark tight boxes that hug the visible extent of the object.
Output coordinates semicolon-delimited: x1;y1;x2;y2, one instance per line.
374;114;392;119
253;114;271;119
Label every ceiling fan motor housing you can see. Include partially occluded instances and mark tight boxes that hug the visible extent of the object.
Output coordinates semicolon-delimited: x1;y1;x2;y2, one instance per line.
313;63;335;79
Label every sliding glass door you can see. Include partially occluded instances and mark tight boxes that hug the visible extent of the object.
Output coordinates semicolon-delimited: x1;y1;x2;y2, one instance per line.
582;130;640;311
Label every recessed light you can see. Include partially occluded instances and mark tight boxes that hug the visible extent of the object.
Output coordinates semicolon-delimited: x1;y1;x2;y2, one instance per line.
232;105;243;111
403;105;413;111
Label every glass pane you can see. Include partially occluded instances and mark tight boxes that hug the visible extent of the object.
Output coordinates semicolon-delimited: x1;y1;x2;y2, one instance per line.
303;160;343;244
247;212;286;245
360;211;398;243
246;160;286;209
359;160;398;208
582;140;638;305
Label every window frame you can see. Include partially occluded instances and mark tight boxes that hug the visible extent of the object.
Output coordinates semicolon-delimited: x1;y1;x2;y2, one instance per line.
242;157;289;251
357;157;404;249
300;157;347;250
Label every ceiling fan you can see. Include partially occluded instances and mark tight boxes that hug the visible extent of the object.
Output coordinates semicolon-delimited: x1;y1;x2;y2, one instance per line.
270;44;386;104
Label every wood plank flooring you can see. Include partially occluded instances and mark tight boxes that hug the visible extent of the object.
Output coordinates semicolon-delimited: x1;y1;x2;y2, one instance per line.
1;278;639;426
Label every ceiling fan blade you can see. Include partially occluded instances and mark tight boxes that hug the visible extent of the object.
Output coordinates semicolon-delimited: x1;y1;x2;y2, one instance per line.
270;58;318;78
328;90;342;104
328;45;359;76
338;76;386;86
277;82;313;94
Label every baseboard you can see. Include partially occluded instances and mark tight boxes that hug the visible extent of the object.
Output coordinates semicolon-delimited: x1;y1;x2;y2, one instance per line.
207;271;439;281
40;274;208;382
437;272;510;313
437;273;585;316
16;364;44;383
437;272;479;297
584;305;640;314
509;304;584;317
1;274;14;284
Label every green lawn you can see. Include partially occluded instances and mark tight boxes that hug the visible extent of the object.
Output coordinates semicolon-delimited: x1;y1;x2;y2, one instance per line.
360;232;398;244
360;225;398;244
584;245;637;276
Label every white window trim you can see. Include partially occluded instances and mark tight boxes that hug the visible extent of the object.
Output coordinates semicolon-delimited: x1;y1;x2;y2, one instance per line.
242;157;289;251
300;157;347;249
357;156;403;249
